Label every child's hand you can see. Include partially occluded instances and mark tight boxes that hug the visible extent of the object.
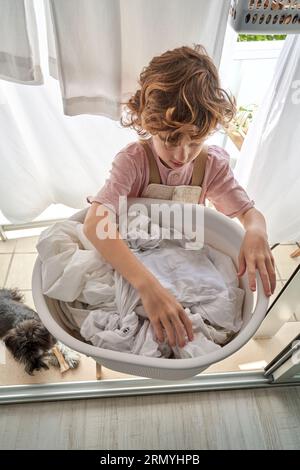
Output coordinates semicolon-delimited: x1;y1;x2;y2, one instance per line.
138;280;194;348
237;229;276;297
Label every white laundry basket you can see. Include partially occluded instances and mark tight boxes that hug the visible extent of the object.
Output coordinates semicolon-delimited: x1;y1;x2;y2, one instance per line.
229;0;300;34
32;198;269;380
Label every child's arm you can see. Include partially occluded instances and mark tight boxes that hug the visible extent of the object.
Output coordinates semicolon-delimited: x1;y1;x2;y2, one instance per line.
237;207;276;297
205;146;276;296
83;202;194;348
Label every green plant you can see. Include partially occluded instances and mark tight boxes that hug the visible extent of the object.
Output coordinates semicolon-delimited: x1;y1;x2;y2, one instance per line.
233;104;258;134
238;34;286;41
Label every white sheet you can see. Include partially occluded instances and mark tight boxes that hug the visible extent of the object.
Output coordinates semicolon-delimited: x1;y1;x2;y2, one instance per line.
0;0;43;85
36;215;244;359
47;0;230;118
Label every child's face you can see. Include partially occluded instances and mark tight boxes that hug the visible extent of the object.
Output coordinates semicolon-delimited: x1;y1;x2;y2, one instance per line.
152;133;204;170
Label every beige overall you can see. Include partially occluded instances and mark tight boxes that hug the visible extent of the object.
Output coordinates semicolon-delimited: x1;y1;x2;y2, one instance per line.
139;140;208;204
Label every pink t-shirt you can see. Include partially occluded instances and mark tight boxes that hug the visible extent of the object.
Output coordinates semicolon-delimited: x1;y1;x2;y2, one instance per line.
87;138;255;219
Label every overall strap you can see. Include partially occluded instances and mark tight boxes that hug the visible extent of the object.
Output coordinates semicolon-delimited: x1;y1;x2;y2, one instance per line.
191;144;208;187
139;139;208;187
139;140;161;184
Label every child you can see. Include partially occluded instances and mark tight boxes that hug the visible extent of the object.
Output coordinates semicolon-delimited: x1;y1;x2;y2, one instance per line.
84;44;276;349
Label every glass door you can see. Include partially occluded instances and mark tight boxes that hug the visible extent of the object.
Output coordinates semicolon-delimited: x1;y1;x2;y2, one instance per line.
264;335;300;383
264;265;300;383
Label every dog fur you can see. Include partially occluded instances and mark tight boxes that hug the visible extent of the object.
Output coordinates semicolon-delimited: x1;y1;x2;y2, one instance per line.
0;288;80;375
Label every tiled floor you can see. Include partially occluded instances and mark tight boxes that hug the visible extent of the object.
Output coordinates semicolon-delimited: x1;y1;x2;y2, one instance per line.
0;234;300;385
271;244;300;322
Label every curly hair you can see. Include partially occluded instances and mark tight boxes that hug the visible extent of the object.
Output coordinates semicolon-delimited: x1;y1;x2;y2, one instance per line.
120;44;236;146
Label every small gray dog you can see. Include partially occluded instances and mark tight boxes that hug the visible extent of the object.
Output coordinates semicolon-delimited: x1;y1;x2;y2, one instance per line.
0;288;80;375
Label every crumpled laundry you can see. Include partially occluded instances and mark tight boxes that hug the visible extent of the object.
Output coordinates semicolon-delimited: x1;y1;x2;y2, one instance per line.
36;212;245;359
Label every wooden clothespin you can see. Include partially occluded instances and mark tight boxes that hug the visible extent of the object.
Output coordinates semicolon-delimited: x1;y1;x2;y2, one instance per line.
290;246;300;258
51;345;70;373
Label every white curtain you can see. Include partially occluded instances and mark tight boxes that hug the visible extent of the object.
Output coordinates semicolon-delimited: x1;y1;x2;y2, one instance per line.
234;35;300;245
0;0;136;224
0;0;230;223
0;0;43;85
46;0;231;119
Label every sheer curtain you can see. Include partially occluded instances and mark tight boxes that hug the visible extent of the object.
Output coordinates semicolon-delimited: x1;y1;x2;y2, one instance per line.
0;0;230;223
234;35;300;245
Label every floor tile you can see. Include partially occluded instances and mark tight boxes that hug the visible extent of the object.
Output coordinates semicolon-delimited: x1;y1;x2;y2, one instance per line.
272;244;300;281
0;239;16;254
275;265;282;282
0;349;97;386
0;254;12;287
269;280;285;306
20;290;35;310
5;253;37;290
15;236;39;253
